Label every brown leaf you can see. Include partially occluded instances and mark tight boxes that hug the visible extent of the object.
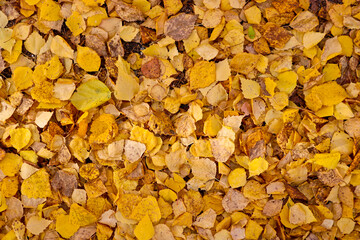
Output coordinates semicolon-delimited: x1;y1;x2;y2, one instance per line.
51;170;78;197
70;225;96;240
254;37;271;55
347;151;360;174
262;199;283;217
290;11;319;32
105;57;119;79
115;1;145;22
284;182;308;200
141;58;161;79
85;34;107;57
140;26;157;44
148;111;175;135
107;33;124;58
263;22;292;48
164;13;198;41
317;169;343;187
222;189;249;213
272;0;299;13
338;186;354;208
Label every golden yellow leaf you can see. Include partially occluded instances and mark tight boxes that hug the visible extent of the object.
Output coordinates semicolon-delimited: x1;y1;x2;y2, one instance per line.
69;203;97;226
189;61;216;90
0;153;23;177
66;12;86;37
248;157;269;177
134;215;154;240
12;67;33;91
21;168;52;198
76;46;101;72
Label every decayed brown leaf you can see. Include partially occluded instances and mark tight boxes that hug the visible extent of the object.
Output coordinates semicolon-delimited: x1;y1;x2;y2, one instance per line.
164;13;198;41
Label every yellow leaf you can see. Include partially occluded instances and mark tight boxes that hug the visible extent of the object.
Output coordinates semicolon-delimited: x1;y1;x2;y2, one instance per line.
303;32;325;49
183;30;200;53
89;114;118;144
70;79;111;111
81;0;105;6
24;31;45;55
12;67;33;91
280;198;297;229
189;61;216;89
21;168;52;198
269;92;289;111
190;139;213;157
134;215;154;240
1;177;19;197
173;212;193;227
0;153;23;177
66;12;86;36
119;26;140;42
2;230;16;240
241;78;260;99
338;35;353;57
264;77;276;97
321;37;342;63
312;152;340;169
10;128;31;151
87;9;108;27
25;0;40;5
130;126;158;153
276;71;297;94
38;0;62;21
248;157;269;177
230;52;259;74
203;114;223;137
334;102;354;120
50;35;74;59
76;46;101;72
114;57;140;101
44;55;64;80
163;0;183;15
337;218;355;234
0;28;15;52
69;203;97;226
323;64;341;82
244;6;261;24
159;189;178;202
129;196;161;222
245;220;263;240
310;81;347;106
3;40;22;64
133;0;151;13
164;173;186;192
228;168;247;188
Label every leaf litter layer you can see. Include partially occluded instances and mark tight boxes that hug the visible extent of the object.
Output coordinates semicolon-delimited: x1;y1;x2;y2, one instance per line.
0;0;360;239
